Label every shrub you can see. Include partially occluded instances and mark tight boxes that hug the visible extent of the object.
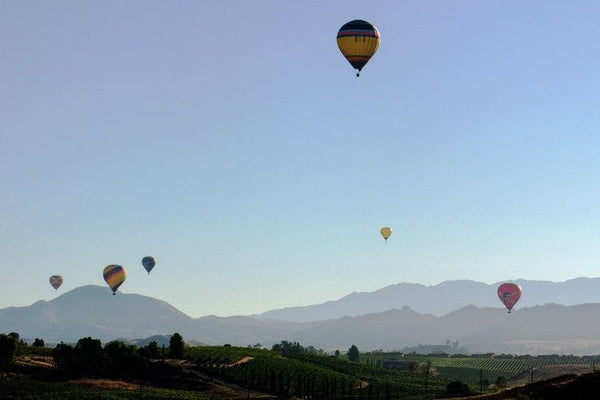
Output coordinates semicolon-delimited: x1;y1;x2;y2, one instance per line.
446;380;472;397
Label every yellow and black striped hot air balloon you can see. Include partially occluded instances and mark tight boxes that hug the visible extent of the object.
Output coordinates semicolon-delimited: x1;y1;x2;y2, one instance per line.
337;19;381;77
103;264;127;295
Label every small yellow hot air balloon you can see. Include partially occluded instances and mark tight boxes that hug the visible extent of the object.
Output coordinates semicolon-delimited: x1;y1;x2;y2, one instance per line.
103;265;127;295
337;19;381;77
380;227;392;242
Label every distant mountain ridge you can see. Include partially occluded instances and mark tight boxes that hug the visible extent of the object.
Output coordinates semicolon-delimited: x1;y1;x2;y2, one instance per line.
0;285;198;343
253;278;600;321
3;279;600;355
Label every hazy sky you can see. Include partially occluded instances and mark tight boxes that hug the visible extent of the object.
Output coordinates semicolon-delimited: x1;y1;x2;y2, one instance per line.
2;1;599;318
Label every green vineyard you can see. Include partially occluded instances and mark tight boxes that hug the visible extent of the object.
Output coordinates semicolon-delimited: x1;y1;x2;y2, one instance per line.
366;353;600;386
186;346;452;399
412;356;594;372
4;342;600;399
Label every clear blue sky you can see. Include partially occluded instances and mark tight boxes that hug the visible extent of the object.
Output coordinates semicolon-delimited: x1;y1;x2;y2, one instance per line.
1;1;599;318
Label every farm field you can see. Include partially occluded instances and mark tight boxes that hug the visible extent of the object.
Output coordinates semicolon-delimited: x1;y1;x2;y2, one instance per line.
5;343;600;399
365;352;599;387
2;344;457;399
186;346;454;399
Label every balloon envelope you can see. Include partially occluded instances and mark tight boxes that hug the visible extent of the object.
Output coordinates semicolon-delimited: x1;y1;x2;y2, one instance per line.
497;282;522;312
49;275;63;290
380;227;392;241
337;19;381;76
103;265;127;295
141;256;156;274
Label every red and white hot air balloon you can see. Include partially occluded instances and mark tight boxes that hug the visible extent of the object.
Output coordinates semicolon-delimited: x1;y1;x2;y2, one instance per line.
497;282;522;313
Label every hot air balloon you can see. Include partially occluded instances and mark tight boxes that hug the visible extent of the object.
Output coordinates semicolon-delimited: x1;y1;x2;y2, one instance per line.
497;282;522;313
337;19;381;77
380;227;392;242
49;275;63;291
141;256;156;274
103;265;127;295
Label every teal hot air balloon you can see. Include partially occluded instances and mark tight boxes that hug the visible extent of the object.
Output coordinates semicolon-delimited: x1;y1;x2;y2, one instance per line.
141;256;156;274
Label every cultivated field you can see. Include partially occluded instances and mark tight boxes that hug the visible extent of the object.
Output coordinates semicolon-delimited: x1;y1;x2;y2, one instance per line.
3;344;600;399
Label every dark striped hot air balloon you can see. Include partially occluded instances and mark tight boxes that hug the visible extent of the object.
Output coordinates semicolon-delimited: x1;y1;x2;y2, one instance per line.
337;19;381;77
103;265;127;295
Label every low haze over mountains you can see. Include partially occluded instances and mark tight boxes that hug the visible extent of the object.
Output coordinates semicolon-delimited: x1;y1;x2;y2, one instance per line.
3;278;600;355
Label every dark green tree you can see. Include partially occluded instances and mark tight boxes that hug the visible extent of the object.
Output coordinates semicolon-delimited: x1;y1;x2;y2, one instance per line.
0;333;17;370
169;333;185;359
104;340;134;361
272;340;301;355
137;341;160;359
104;340;148;378
146;340;160;357
104;341;133;366
8;332;26;356
72;337;107;377
32;338;45;347
52;342;74;371
347;345;360;362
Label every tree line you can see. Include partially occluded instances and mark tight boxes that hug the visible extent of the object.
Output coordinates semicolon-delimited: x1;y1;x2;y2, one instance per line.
0;331;185;379
270;340;360;362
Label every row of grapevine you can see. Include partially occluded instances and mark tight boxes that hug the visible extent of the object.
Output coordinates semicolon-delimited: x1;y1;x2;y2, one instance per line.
291;353;451;399
185;346;453;399
185;345;268;365
196;354;359;398
404;355;594;374
393;354;598;386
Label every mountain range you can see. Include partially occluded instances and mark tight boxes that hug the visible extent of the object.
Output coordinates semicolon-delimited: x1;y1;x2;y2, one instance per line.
3;278;600;355
253;278;600;321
